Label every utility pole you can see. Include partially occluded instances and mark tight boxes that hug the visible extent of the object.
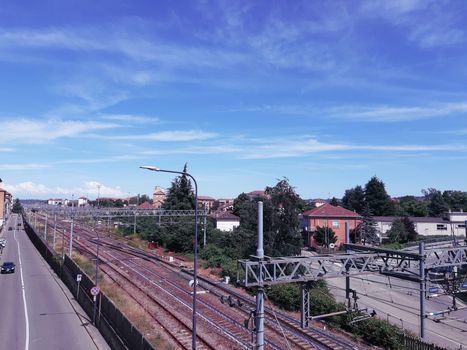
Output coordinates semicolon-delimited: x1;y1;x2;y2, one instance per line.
255;201;264;350
419;241;425;338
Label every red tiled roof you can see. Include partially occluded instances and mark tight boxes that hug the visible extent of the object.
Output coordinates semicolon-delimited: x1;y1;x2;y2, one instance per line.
211;212;240;221
303;203;360;218
247;190;266;196
198;196;215;201
137;202;154;209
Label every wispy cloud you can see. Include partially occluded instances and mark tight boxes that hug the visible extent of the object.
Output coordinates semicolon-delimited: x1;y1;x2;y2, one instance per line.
239;138;467;159
99;114;160;123
326;102;467;122
5;180;126;198
99;130;217;142
0;163;50;171
359;0;465;49
226;101;467;122
0;118;119;144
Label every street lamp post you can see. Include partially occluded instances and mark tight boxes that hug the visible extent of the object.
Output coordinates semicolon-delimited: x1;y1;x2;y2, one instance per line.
140;165;199;350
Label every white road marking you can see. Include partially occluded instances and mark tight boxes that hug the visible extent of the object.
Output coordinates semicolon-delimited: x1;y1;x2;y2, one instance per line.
14;215;30;350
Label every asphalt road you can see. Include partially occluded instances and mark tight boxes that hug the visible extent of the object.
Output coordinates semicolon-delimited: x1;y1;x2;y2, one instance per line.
328;274;467;350
0;214;109;350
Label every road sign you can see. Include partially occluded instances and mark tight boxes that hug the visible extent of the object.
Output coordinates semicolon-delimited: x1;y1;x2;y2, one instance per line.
428;287;439;294
461;282;467;289
329;243;336;249
76;274;82;282
188;279;199;288
90;286;100;296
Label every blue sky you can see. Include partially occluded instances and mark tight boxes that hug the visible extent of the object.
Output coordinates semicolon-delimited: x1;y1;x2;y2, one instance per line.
1;0;466;200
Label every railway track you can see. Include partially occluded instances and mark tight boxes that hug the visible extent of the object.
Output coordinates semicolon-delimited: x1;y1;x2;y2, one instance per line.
31;213;364;350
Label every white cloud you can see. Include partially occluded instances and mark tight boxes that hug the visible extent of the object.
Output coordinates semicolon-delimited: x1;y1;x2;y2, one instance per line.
4;181;126;198
100;114;160;123
0;118;119;144
327;103;467;122
0;163;49;171
102;130;217;142
228;101;467;122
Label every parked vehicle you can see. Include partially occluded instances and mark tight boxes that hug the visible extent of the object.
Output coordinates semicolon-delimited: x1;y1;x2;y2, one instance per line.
1;262;15;274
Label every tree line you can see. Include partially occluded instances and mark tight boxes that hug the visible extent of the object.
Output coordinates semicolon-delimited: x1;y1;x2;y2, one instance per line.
341;176;466;217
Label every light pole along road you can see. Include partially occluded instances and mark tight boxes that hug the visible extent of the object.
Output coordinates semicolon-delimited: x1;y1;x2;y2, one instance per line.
140;165;199;350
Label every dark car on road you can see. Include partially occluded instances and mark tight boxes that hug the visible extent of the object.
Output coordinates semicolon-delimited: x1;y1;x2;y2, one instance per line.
1;262;15;274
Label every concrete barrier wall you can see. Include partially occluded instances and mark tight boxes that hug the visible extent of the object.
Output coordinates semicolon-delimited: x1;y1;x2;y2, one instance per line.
22;216;154;350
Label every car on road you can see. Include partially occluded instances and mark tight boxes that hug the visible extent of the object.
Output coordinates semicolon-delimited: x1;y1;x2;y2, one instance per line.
1;262;15;274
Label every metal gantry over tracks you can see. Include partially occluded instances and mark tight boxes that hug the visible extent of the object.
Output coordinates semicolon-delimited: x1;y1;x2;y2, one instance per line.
237;226;467;339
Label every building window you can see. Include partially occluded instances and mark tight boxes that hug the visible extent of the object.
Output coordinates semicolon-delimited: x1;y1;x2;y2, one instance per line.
457;224;465;229
332;221;339;228
436;224;447;230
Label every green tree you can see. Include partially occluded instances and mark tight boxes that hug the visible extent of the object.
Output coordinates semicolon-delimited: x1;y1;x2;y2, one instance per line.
396;196;428;217
387;219;408;243
162;163;195;210
329;197;339;206
400;216;417;241
264;178;303;256
314;226;337;247
233;193;258;232
12;199;23;214
342;185;365;214
442;190;467;212
423;188;448;217
364;176;395;216
353;204;379;244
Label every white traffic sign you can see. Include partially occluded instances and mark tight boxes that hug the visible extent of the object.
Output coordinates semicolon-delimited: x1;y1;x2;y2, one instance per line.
90;286;100;296
76;274;82;282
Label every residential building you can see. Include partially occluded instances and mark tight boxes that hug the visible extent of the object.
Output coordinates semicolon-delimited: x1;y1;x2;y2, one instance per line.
302;203;361;247
374;212;466;238
47;198;65;206
152;186;166;209
0;189;12;227
211;212;240;232
307;198;328;208
137;201;154;209
198;196;216;211
78;197;88;207
247;190;268;199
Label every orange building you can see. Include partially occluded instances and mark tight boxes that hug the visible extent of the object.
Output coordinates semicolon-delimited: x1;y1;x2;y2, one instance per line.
0;189;12;227
302;203;361;247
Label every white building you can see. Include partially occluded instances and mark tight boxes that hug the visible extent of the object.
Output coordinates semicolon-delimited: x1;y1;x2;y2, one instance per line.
78;197;88;207
374;211;466;238
47;198;64;206
211;212;240;232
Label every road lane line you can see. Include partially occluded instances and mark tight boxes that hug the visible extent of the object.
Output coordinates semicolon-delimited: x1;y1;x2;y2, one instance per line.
14;215;30;350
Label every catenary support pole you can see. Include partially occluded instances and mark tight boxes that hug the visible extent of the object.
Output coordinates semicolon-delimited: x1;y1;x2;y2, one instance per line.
203;215;207;247
345;222;351;306
255;201;264;350
69;220;74;256
44;214;48;242
133;212;137;235
419;241;425;338
300;284;310;328
53;214;57;248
